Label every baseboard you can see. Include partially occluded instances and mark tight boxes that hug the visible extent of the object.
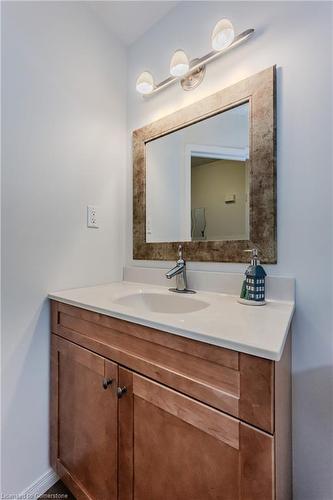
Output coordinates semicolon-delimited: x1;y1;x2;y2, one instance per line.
20;468;59;497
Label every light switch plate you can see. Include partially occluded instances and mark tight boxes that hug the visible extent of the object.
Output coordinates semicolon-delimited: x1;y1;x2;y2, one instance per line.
87;205;99;228
225;194;236;204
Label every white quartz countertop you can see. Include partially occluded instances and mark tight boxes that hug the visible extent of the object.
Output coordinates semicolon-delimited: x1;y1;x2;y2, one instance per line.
49;281;295;361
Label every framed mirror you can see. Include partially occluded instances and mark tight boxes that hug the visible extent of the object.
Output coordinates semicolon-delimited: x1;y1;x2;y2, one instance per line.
133;66;276;263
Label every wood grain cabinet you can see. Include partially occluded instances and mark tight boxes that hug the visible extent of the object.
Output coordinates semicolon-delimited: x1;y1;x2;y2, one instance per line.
50;301;291;500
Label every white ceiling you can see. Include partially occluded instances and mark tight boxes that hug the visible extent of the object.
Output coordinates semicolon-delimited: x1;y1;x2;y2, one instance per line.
88;1;179;46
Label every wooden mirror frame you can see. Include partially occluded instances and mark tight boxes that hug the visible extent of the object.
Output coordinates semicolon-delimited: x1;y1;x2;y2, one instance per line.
133;66;276;263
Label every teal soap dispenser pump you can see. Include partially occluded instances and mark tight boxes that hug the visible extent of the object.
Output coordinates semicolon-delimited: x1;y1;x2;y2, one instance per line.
238;248;267;306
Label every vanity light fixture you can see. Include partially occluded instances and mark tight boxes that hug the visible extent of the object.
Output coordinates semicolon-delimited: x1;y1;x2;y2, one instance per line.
136;19;254;96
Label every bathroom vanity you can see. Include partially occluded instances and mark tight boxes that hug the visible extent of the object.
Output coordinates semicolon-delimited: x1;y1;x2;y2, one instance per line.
49;280;294;500
49;66;290;499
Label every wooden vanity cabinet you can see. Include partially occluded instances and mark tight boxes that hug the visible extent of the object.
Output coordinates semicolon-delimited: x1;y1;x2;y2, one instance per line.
51;336;118;499
50;300;291;500
118;368;274;500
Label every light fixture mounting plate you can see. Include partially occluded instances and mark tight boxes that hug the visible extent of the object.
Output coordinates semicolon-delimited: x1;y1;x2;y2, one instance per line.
181;59;206;91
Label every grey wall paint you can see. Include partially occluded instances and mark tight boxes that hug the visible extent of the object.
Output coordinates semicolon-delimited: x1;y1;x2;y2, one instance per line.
127;2;333;499
1;1;127;493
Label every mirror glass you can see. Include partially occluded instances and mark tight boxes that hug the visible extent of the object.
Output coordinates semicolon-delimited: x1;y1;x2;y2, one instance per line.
146;102;249;243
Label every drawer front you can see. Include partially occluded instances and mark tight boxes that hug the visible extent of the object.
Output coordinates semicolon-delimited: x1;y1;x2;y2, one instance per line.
51;300;274;432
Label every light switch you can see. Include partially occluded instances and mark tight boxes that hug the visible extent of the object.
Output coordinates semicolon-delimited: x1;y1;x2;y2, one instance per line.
225;194;236;204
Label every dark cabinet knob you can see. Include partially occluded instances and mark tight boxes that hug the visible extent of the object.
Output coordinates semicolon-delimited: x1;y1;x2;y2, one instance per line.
117;386;127;398
102;378;113;390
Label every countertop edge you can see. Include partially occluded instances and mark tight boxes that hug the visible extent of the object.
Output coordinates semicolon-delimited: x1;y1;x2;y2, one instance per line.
48;294;294;362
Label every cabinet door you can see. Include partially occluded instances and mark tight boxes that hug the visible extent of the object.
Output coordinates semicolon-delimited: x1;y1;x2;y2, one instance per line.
51;335;118;500
118;368;274;500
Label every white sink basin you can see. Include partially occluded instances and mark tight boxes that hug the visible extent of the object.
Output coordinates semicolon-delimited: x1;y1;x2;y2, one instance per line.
114;292;209;314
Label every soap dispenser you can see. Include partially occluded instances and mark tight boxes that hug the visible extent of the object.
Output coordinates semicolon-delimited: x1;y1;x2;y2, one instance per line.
238;248;267;306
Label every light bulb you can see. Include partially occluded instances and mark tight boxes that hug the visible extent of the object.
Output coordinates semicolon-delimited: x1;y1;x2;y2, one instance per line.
136;71;154;94
170;50;190;77
211;18;235;51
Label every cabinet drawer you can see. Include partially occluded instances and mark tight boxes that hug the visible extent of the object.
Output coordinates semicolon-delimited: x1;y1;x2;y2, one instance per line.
52;300;274;433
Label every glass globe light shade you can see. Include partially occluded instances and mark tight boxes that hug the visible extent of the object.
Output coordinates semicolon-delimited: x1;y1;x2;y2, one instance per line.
170;50;190;77
136;71;154;94
211;18;235;51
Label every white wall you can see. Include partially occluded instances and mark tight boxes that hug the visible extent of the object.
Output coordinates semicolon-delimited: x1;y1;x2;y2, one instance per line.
127;2;333;499
1;1;127;494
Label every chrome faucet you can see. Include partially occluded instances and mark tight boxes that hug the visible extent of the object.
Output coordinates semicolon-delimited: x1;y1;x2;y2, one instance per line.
166;245;195;294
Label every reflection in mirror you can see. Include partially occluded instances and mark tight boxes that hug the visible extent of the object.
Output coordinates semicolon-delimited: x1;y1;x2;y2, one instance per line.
191;157;249;241
146;102;249;243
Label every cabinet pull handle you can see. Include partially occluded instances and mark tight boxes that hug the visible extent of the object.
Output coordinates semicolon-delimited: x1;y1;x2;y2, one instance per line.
102;378;113;390
117;386;127;398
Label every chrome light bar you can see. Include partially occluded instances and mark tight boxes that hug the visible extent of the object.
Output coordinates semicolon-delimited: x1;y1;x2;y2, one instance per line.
145;29;254;97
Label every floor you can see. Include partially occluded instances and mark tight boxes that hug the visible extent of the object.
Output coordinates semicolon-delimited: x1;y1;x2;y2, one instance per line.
39;480;75;499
